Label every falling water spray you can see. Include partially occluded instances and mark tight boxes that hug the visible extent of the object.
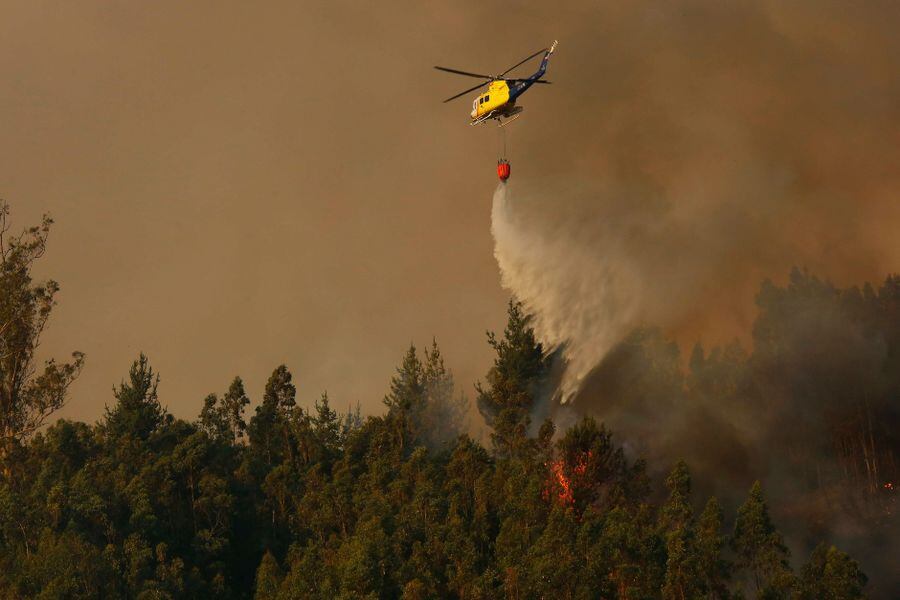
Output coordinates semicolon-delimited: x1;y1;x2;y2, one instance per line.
490;183;641;402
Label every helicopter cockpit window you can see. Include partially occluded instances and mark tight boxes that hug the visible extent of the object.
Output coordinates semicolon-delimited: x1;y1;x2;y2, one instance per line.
485;96;490;102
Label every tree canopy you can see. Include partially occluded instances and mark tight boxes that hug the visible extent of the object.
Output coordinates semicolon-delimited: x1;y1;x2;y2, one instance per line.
0;204;884;598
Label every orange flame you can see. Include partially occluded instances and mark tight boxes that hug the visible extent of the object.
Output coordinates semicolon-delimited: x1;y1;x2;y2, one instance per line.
544;451;591;506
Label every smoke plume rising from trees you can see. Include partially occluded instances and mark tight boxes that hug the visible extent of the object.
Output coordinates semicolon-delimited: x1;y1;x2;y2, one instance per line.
491;179;899;590
488;2;899;401
489;5;900;583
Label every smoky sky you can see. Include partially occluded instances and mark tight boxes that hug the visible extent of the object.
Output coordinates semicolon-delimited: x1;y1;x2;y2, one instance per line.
3;1;899;421
489;2;900;400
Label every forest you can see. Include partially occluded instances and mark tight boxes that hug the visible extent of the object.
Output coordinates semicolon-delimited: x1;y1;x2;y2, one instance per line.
0;202;893;599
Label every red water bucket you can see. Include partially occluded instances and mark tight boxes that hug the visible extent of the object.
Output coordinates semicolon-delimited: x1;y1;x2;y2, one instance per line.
497;160;511;182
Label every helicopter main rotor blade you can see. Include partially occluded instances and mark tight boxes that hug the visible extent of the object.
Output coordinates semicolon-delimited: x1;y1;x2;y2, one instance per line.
507;79;551;84
434;66;493;79
442;81;489;103
499;48;548;77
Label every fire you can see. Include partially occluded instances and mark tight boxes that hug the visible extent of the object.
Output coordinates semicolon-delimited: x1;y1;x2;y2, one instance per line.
544;451;591;506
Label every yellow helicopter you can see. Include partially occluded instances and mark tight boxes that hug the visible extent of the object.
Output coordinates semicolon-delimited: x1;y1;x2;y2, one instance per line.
436;40;558;126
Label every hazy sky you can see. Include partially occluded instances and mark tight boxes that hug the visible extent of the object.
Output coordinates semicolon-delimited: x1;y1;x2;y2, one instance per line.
4;1;898;422
5;1;566;421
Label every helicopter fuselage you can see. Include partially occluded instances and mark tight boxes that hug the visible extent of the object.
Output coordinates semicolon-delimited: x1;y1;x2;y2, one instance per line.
468;42;555;124
470;80;513;120
436;40;556;125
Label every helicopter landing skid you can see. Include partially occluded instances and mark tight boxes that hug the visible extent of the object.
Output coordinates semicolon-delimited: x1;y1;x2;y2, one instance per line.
498;113;522;128
470;111;498;126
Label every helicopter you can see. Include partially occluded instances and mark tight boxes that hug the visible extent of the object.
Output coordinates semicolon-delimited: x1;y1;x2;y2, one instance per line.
436;40;558;127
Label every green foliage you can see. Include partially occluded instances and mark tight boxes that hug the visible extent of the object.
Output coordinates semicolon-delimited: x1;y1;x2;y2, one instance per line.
477;300;550;457
104;354;166;442
794;543;868;600
0;202;83;467
381;343;467;454
661;461;701;600
732;481;794;598
248;365;296;469
384;345;425;415
200;377;249;443
696;496;731;598
421;340;468;450
0;217;877;598
0;347;874;600
253;551;282;600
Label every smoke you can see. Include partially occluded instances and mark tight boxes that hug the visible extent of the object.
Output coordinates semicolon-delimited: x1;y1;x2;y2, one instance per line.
490;183;640;401
489;159;802;402
487;5;900;589
491;180;900;593
487;1;900;403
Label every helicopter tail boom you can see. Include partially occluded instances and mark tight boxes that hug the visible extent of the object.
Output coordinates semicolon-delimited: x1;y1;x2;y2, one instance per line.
507;41;558;102
534;40;558;80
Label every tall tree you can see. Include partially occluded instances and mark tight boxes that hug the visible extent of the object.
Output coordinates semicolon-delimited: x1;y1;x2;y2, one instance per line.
248;365;296;468
253;551;283;600
794;543;867;600
199;376;250;443
0;202;83;469
384;344;425;415
695;496;731;599
103;354;165;442
661;461;702;600
477;301;549;457
313;391;341;455
661;460;692;530
732;481;793;597
221;376;250;441
382;344;427;454
553;417;644;514
420;340;466;449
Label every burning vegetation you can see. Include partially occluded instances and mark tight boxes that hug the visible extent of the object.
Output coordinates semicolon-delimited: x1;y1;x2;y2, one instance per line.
544;450;591;507
564;268;900;593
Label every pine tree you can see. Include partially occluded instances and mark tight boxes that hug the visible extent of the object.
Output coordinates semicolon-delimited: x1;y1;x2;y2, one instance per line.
661;461;701;600
732;481;793;597
695;496;730;599
524;505;578;597
476;301;549;457
382;344;427;455
384;344;425;414
313;391;341;452
248;365;296;468
253;551;283;600
103;354;165;442
795;543;867;600
661;460;692;529
420;339;466;449
553;417;641;514
341;401;363;440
